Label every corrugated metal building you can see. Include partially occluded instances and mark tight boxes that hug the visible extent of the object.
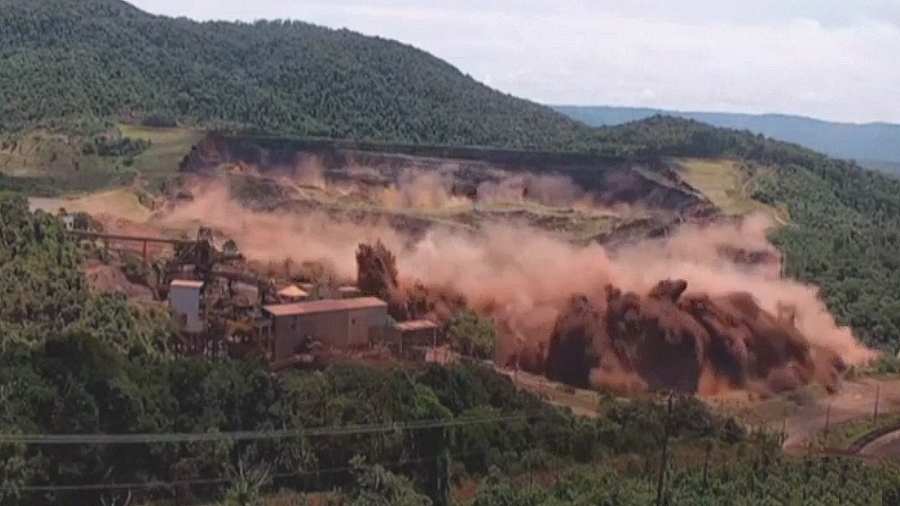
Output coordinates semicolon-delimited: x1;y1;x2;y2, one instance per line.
263;297;389;360
169;279;204;334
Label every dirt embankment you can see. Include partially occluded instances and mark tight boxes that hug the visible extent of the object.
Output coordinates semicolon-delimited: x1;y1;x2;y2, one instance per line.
176;133;715;215
84;259;155;302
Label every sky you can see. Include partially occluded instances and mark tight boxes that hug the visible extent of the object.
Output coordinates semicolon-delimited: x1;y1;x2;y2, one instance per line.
128;0;900;124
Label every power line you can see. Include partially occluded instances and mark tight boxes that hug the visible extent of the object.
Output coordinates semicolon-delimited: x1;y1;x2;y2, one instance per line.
0;412;536;445
0;420;549;494
1;453;447;493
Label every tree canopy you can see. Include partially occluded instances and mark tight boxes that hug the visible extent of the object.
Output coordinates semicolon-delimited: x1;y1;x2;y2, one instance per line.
0;0;590;150
448;310;496;360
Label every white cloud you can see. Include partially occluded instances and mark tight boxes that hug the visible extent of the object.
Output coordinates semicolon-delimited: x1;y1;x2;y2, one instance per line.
129;0;900;123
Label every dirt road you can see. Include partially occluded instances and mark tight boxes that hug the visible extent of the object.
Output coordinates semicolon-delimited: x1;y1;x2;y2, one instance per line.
499;366;900;454
496;368;601;418
779;378;900;451
858;429;900;459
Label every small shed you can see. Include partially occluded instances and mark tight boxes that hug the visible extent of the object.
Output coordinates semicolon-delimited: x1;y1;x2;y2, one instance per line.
169;279;204;334
277;284;309;302
263;297;389;361
387;319;439;357
60;214;75;231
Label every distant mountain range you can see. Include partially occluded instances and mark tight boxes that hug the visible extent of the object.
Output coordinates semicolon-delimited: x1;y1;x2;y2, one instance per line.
553;106;900;166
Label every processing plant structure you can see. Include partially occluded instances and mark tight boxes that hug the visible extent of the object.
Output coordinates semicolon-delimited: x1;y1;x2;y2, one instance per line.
68;222;446;369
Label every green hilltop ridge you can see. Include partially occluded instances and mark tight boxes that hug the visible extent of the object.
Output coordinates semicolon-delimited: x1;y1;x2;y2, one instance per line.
554;105;900;166
0;0;587;149
2;0;900;353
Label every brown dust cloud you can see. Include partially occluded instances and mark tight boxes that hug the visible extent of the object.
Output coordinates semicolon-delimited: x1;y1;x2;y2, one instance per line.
148;173;877;397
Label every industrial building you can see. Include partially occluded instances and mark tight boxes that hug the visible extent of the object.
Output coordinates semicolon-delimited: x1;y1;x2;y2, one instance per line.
169;279;205;334
263;297;389;361
60;213;75;231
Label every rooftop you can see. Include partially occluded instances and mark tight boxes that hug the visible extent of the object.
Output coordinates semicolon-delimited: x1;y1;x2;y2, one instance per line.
263;297;387;317
170;279;203;289
277;285;309;298
393;319;438;332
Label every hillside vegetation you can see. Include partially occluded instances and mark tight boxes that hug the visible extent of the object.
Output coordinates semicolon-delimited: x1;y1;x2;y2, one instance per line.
555;105;900;165
0;0;589;150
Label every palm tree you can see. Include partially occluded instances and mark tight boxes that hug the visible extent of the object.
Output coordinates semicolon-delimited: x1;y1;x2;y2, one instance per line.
223;459;270;506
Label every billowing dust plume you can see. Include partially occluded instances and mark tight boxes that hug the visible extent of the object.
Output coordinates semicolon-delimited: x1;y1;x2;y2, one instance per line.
228;153;598;211
151;180;876;395
287;153;327;189
356;240;466;324
474;173;590;207
373;167;591;210
378;168;470;209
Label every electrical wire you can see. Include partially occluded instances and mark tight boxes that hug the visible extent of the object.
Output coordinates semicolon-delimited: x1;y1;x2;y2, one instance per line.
0;412;537;445
1;452;456;493
0;417;546;494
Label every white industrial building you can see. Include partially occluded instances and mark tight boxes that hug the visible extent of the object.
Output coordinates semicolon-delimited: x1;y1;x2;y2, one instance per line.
169;279;204;334
60;214;75;231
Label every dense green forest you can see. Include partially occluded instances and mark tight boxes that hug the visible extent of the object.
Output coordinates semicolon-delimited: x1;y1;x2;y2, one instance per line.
3;190;896;504
0;0;589;149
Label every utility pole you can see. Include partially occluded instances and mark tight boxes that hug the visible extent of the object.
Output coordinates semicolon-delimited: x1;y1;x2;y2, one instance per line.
655;393;674;506
874;385;881;423
702;437;712;491
780;410;787;447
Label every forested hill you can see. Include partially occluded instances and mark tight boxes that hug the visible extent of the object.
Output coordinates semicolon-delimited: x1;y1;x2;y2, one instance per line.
0;0;587;149
555;105;900;165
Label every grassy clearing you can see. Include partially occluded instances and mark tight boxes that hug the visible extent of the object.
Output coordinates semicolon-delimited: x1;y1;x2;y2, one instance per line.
0;130;92;179
675;158;778;217
118;123;204;176
38;188;155;222
0;124;201;196
0;127;179;195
